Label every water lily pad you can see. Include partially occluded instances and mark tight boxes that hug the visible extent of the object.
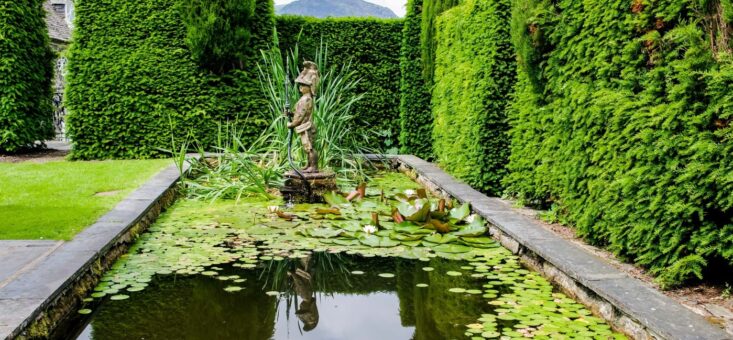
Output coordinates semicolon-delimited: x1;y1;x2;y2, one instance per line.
448;288;466;293
432;244;472;253
416;283;429;288
480;331;500;338
265;291;280;296
453;225;486;237
224;286;243;292
78;309;92;315
422;267;434;271
449;203;471;220
110;294;129;301
351;270;365;275
378;273;395;278
446;271;462;276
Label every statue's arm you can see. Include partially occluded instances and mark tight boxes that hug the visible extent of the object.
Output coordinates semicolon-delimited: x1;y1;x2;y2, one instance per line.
287;98;311;128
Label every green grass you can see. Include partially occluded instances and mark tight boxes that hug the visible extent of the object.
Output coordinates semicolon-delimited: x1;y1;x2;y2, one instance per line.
0;159;171;240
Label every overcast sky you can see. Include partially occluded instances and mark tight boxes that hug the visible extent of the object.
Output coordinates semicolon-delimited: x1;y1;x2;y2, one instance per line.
275;0;407;17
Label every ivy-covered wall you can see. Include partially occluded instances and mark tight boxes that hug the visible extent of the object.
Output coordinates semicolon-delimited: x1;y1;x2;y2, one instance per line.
399;0;433;159
0;0;54;152
505;0;733;287
276;16;403;149
66;0;275;159
431;0;515;195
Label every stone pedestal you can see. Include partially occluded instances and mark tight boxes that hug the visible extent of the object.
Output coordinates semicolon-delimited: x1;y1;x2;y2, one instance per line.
280;170;337;204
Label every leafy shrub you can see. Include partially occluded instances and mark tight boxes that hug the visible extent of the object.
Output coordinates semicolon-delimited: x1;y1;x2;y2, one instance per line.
275;16;403;150
431;0;516;195
0;0;54;152
505;0;733;286
399;0;433;159
179;0;256;73
66;0;275;159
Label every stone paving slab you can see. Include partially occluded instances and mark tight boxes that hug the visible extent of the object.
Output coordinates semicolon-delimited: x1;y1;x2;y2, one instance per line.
388;154;730;340
0;241;61;288
0;163;185;339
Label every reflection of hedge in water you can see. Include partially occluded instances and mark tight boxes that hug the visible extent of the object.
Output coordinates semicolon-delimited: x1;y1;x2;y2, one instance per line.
400;259;489;340
90;275;277;339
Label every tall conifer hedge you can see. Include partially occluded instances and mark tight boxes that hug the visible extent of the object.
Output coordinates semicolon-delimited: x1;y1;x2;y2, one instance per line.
431;0;515;195
399;0;433;159
0;0;54;152
505;0;733;286
66;0;275;159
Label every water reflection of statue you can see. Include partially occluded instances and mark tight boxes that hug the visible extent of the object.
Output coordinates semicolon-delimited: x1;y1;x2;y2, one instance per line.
287;61;320;173
288;255;319;331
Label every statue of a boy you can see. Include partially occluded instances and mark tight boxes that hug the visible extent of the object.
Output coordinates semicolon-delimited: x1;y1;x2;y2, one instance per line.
288;61;320;173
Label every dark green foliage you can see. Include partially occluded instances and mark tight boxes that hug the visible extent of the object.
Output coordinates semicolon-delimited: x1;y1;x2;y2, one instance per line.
179;0;256;73
399;0;433;159
276;16;403;149
505;0;733;287
0;0;54;152
431;0;515;195
420;0;460;85
66;0;275;159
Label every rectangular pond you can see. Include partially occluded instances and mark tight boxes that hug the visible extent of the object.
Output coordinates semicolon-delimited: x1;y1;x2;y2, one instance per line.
57;172;626;339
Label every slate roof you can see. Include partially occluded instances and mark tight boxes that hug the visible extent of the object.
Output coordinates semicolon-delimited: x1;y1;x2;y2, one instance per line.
44;1;71;43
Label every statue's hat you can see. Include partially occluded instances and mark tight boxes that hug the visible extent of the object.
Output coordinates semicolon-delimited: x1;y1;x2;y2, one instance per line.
295;61;319;95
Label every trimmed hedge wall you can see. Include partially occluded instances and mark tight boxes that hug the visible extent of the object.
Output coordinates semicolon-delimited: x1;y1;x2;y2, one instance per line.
505;0;733;286
420;0;459;86
0;0;54;152
66;0;275;159
399;0;433;159
276;16;403;149
431;0;515;195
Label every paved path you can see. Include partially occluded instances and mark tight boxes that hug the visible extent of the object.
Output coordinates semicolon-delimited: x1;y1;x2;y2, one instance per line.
0;241;62;289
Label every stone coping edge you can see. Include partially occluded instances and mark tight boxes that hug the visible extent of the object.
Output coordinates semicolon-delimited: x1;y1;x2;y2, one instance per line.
370;154;729;340
1;163;189;340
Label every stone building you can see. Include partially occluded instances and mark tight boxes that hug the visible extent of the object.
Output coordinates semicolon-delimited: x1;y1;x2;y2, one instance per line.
44;0;74;139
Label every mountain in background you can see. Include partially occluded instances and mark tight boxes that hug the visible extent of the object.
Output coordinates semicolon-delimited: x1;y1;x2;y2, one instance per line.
276;0;397;19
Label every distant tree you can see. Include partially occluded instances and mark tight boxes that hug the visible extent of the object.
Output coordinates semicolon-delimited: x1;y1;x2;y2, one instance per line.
180;0;256;73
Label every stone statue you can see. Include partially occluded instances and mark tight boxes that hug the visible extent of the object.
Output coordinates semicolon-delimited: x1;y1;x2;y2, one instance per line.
280;61;336;203
288;61;320;173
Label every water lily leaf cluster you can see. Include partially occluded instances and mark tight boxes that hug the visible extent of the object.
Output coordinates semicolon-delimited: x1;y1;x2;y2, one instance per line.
80;172;625;339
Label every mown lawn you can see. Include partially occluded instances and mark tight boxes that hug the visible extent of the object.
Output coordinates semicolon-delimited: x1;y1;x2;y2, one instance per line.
0;159;171;240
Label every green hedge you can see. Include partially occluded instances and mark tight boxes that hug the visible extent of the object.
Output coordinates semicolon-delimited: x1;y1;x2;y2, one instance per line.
0;0;54;152
420;0;459;86
399;0;432;159
66;0;275;159
505;0;733;286
431;0;515;195
276;16;403;150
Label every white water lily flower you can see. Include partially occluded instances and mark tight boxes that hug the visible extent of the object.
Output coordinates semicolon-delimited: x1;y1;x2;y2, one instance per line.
404;189;417;197
363;225;377;234
267;205;280;213
465;214;477;223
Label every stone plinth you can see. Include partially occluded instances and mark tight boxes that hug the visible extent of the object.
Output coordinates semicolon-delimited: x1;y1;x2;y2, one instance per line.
280;170;337;204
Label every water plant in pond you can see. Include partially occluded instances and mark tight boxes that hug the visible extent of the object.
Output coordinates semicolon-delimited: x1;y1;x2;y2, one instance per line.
75;172;625;339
